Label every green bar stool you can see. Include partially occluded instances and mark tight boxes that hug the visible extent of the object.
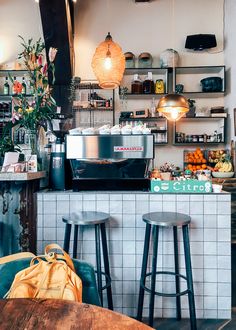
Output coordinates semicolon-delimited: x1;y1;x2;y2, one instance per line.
62;211;113;310
137;211;197;329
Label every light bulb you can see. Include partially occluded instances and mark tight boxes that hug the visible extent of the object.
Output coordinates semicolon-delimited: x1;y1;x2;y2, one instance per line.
35;0;39;3
171;108;179;120
104;56;112;70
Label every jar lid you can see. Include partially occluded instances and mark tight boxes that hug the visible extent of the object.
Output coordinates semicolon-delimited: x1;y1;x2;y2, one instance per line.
138;52;152;60
124;52;135;60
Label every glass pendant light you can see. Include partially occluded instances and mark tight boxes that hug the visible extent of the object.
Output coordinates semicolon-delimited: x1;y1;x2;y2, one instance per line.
91;32;125;89
157;94;189;121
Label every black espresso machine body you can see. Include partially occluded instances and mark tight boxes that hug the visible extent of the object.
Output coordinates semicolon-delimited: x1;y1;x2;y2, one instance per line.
66;134;154;191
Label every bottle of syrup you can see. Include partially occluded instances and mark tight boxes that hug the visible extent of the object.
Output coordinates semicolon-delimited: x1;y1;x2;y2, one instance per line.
12;76;17;95
22;77;27;95
143;72;155;94
3;77;9;95
131;74;143;94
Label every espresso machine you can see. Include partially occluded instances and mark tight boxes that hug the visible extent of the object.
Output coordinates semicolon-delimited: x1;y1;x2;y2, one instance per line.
66;134;154;191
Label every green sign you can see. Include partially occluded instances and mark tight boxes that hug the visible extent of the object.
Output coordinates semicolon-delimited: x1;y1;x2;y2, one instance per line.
150;180;212;194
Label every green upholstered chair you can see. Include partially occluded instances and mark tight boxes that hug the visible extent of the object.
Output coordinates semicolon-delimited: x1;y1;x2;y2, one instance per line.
0;256;101;306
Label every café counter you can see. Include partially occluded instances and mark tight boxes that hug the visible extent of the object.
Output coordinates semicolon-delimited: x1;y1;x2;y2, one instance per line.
37;190;231;319
0;171;45;256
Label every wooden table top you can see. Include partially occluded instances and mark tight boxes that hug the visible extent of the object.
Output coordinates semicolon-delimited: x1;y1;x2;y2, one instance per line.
0;299;153;330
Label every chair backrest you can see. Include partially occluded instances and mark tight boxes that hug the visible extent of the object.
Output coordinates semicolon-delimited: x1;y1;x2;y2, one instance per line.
0;258;101;306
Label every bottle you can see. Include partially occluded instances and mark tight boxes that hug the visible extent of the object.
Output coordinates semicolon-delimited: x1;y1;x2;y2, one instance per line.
3;77;9;95
150;97;156;117
22;77;26;95
143;72;155;94
12;76;17;95
131;74;143;94
105;99;110;108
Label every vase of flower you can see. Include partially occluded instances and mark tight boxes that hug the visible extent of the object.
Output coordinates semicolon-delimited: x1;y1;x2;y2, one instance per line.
24;129;37;155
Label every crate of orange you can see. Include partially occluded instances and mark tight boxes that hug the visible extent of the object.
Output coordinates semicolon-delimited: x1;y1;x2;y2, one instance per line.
184;148;207;172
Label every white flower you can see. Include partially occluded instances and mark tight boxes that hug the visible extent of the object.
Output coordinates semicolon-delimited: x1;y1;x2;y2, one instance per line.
48;47;57;62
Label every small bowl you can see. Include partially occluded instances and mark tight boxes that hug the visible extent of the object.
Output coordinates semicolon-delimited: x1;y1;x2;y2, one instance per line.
212;171;234;178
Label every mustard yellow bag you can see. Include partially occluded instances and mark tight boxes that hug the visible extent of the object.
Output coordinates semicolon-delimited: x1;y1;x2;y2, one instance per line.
4;244;82;302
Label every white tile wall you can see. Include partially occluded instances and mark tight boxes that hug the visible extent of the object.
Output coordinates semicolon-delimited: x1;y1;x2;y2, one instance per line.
37;191;231;319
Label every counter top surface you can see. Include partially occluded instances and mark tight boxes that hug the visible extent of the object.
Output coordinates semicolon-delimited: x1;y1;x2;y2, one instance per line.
0;171;46;181
38;189;230;195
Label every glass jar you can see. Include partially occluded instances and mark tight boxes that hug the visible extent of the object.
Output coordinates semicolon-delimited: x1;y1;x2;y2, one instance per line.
198;135;204;143
186;135;191;143
124;52;135;69
155;79;165;94
176;132;182;143
24;129;37;155
192;135;198;143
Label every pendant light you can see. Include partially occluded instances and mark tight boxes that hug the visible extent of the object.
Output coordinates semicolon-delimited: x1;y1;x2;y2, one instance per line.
157;94;189;121
157;0;189;121
91;32;125;89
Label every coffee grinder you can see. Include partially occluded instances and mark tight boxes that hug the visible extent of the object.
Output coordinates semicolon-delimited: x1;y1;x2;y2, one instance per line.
49;137;67;190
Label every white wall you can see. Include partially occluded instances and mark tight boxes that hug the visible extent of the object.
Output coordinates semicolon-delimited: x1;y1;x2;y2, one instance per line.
0;0;43;67
74;0;225;167
224;0;236;144
74;0;224;78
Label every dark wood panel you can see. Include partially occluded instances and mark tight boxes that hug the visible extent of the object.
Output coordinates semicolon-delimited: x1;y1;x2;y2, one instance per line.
39;0;74;115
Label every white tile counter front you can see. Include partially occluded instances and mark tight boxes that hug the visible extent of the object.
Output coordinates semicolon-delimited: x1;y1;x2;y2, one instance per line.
37;191;231;319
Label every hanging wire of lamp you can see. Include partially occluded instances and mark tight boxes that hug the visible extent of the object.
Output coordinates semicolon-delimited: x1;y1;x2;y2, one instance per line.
156;0;189;121
157;93;189;121
91;32;125;89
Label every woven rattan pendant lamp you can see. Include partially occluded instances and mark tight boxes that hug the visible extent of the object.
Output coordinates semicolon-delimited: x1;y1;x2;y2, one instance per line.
91;32;125;89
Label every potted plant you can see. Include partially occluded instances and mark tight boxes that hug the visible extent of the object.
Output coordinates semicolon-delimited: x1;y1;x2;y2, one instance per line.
186;99;196;117
159;162;174;180
120;86;128;112
1;36;58;167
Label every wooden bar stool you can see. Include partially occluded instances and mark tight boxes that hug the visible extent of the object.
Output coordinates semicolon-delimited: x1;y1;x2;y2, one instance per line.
137;212;197;329
62;211;113;310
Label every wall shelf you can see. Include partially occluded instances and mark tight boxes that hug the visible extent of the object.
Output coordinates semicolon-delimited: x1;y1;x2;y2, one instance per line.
72;81;115;128
174;66;226;94
119;116;168;144
174;116;226;145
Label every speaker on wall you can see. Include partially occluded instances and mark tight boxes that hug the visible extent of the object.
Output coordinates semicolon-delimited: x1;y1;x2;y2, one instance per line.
185;34;217;51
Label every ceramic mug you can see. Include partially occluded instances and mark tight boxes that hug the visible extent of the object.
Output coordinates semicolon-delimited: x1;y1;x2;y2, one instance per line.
175;84;184;93
212;184;222;193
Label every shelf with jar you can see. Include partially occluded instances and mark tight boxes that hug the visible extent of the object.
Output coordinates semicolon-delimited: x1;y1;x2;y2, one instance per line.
0;70;31;96
0;70;33;140
119;116;168;144
119;67;170;99
173;116;226;145
174;66;225;97
72;81;115;128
